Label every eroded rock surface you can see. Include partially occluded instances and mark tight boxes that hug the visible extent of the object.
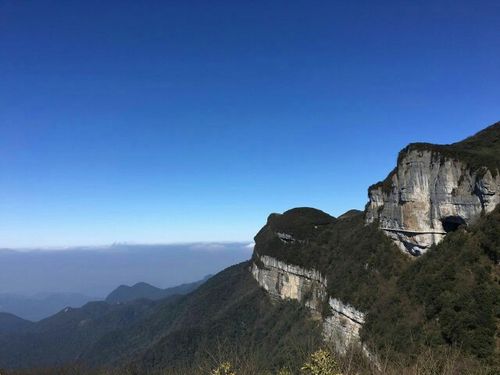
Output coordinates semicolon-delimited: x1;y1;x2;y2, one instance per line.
323;298;365;352
251;254;366;354
251;255;327;314
366;148;500;255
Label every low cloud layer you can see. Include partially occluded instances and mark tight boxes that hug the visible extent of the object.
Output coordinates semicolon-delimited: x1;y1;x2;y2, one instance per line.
0;242;252;297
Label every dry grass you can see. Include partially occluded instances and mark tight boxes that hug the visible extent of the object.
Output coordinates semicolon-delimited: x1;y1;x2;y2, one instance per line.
1;345;496;375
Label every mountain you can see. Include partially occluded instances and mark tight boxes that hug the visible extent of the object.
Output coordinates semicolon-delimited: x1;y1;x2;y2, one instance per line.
0;264;318;371
0;292;95;321
250;122;500;364
366;122;500;255
252;205;499;361
0;122;498;373
0;312;33;334
0;276;210;323
105;276;211;304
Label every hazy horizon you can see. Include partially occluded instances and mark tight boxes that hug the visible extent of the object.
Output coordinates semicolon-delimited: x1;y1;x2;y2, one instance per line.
0;240;254;252
0;242;252;297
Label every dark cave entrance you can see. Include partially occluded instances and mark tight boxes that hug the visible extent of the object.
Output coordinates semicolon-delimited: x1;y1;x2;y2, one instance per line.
441;216;466;233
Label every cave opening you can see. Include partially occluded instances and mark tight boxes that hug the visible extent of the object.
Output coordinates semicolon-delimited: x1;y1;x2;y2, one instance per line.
441;216;466;233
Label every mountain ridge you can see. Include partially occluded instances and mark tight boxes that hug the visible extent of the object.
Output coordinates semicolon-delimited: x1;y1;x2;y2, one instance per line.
0;292;95;322
105;276;211;304
366;121;500;254
0;312;33;334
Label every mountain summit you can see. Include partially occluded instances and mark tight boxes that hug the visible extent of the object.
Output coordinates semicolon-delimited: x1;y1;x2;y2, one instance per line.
366;122;500;255
249;121;500;365
105;276;210;304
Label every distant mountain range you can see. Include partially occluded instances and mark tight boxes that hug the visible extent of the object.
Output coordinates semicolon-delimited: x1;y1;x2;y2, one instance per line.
0;263;315;371
0;242;251;298
105;275;211;303
0;276;211;321
0;293;95;321
0;312;33;334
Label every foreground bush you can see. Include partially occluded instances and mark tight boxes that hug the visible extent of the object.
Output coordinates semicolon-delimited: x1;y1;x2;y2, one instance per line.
1;345;496;374
300;349;341;375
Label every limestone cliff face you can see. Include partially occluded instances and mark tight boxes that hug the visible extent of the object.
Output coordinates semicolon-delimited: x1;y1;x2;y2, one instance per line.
323;298;365;353
251;255;327;314
249;123;500;362
251;254;365;354
366;148;500;255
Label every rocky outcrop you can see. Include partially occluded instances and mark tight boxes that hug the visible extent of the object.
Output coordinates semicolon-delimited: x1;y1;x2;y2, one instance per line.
323;298;365;353
249;123;500;364
251;254;366;354
366;148;500;255
251;255;327;314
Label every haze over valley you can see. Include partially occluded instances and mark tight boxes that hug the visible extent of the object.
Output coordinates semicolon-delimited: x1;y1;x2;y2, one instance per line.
0;243;250;320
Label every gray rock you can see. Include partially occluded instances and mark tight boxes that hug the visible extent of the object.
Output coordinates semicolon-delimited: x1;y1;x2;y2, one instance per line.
366;149;500;254
251;254;368;355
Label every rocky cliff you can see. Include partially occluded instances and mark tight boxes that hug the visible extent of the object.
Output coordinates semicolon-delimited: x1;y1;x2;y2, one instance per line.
366;123;500;255
251;253;366;354
249;122;500;361
251;255;327;314
249;208;372;354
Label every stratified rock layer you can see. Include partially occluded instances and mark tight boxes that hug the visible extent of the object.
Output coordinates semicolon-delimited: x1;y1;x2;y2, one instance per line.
251;254;365;354
251;255;327;314
366;148;500;255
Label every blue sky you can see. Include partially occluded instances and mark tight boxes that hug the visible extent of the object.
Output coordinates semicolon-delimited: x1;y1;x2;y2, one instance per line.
1;0;499;247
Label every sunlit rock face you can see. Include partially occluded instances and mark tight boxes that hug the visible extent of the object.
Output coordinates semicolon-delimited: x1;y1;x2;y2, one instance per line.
251;255;327;314
323;298;365;352
251;254;366;354
249;207;369;353
366;149;500;255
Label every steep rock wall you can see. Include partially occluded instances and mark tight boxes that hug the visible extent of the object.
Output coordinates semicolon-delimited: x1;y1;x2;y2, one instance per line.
323;298;365;353
251;255;327;313
366;149;500;255
251;254;366;353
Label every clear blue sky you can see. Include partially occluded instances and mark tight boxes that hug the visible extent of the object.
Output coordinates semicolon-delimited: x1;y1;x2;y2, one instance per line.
1;0;499;247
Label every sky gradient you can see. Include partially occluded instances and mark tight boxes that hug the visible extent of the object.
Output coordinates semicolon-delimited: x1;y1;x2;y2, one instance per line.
1;0;499;247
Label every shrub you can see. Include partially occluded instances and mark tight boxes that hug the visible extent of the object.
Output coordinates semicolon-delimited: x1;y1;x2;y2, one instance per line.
301;349;342;375
211;361;237;375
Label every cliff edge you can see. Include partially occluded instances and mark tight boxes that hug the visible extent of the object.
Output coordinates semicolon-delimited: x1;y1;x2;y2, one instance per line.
366;122;500;255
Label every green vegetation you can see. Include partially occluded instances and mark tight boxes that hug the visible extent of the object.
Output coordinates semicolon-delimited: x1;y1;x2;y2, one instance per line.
300;349;341;375
2;204;499;372
255;204;500;369
211;362;237;375
400;121;500;174
366;205;500;365
0;263;322;372
1;201;498;373
2;346;496;374
0;312;33;334
105;277;208;304
254;208;408;311
122;263;323;372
